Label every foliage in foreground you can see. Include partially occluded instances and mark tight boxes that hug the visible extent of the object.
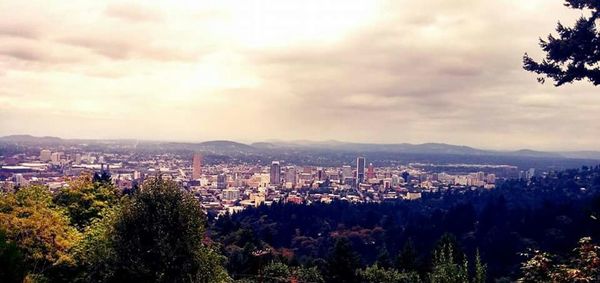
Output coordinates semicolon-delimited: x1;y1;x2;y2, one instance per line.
520;236;600;282
524;0;600;86
0;175;229;282
75;178;229;282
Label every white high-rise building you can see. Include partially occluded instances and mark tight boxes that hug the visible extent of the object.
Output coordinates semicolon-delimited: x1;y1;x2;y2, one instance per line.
51;152;62;163
40;149;52;162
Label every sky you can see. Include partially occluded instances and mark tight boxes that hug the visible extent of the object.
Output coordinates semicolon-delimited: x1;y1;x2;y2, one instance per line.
0;0;599;151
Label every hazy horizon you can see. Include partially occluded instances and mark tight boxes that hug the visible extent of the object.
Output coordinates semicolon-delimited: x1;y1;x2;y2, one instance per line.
2;1;600;151
3;132;600;153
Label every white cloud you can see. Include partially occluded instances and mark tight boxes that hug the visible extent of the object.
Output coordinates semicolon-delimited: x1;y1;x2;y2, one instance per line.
0;0;599;150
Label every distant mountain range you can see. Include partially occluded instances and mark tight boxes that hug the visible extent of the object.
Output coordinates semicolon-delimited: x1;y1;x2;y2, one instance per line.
1;134;600;160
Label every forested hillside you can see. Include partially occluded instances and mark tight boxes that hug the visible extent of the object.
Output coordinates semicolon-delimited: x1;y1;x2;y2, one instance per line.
211;165;600;281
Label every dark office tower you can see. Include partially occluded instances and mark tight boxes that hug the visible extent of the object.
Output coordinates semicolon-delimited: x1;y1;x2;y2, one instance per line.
217;173;227;189
356;157;366;185
270;161;281;185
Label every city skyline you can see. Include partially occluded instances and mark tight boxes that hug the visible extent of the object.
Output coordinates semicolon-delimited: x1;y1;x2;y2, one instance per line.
1;1;600;151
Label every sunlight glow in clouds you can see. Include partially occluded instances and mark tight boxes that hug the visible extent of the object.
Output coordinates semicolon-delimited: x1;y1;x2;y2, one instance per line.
0;0;600;150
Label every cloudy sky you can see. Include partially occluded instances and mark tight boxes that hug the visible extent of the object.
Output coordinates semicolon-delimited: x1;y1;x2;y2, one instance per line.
0;0;599;150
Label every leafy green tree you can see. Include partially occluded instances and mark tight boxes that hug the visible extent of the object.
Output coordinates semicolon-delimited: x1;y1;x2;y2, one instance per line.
76;178;228;283
356;264;421;283
523;0;600;85
293;266;324;283
326;237;360;283
263;262;291;282
570;237;600;281
519;249;554;283
519;237;600;283
0;186;80;279
54;174;120;229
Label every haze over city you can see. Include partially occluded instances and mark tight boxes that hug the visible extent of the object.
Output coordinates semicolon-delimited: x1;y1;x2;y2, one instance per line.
1;0;599;151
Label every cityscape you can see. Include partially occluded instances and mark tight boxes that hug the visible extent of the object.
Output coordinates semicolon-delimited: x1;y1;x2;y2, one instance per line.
1;139;514;217
2;0;600;282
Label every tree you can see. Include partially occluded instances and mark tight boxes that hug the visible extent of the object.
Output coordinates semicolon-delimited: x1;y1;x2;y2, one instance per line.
293;266;324;283
519;249;554;282
396;238;417;272
356;264;421;283
432;233;465;265
572;237;600;281
54;174;120;229
263;262;291;282
523;0;600;85
76;178;228;283
429;239;469;283
0;186;80;279
473;249;487;283
0;229;27;283
376;246;393;269
519;237;600;282
326;237;360;283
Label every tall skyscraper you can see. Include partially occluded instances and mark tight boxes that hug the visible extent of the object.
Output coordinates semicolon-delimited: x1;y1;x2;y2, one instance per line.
192;153;202;179
270;161;281;185
342;165;352;179
216;173;227;189
356;157;366;185
317;167;324;181
40;149;51;162
342;165;354;185
285;166;297;184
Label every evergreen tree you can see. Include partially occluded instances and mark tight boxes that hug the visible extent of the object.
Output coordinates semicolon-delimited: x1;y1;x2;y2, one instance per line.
429;240;469;283
473;249;486;283
326;237;360;283
396;238;417;272
376;246;393;269
523;0;600;85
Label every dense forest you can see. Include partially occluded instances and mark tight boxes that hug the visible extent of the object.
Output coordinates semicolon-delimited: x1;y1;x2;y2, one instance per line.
2;165;600;282
210;165;600;282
